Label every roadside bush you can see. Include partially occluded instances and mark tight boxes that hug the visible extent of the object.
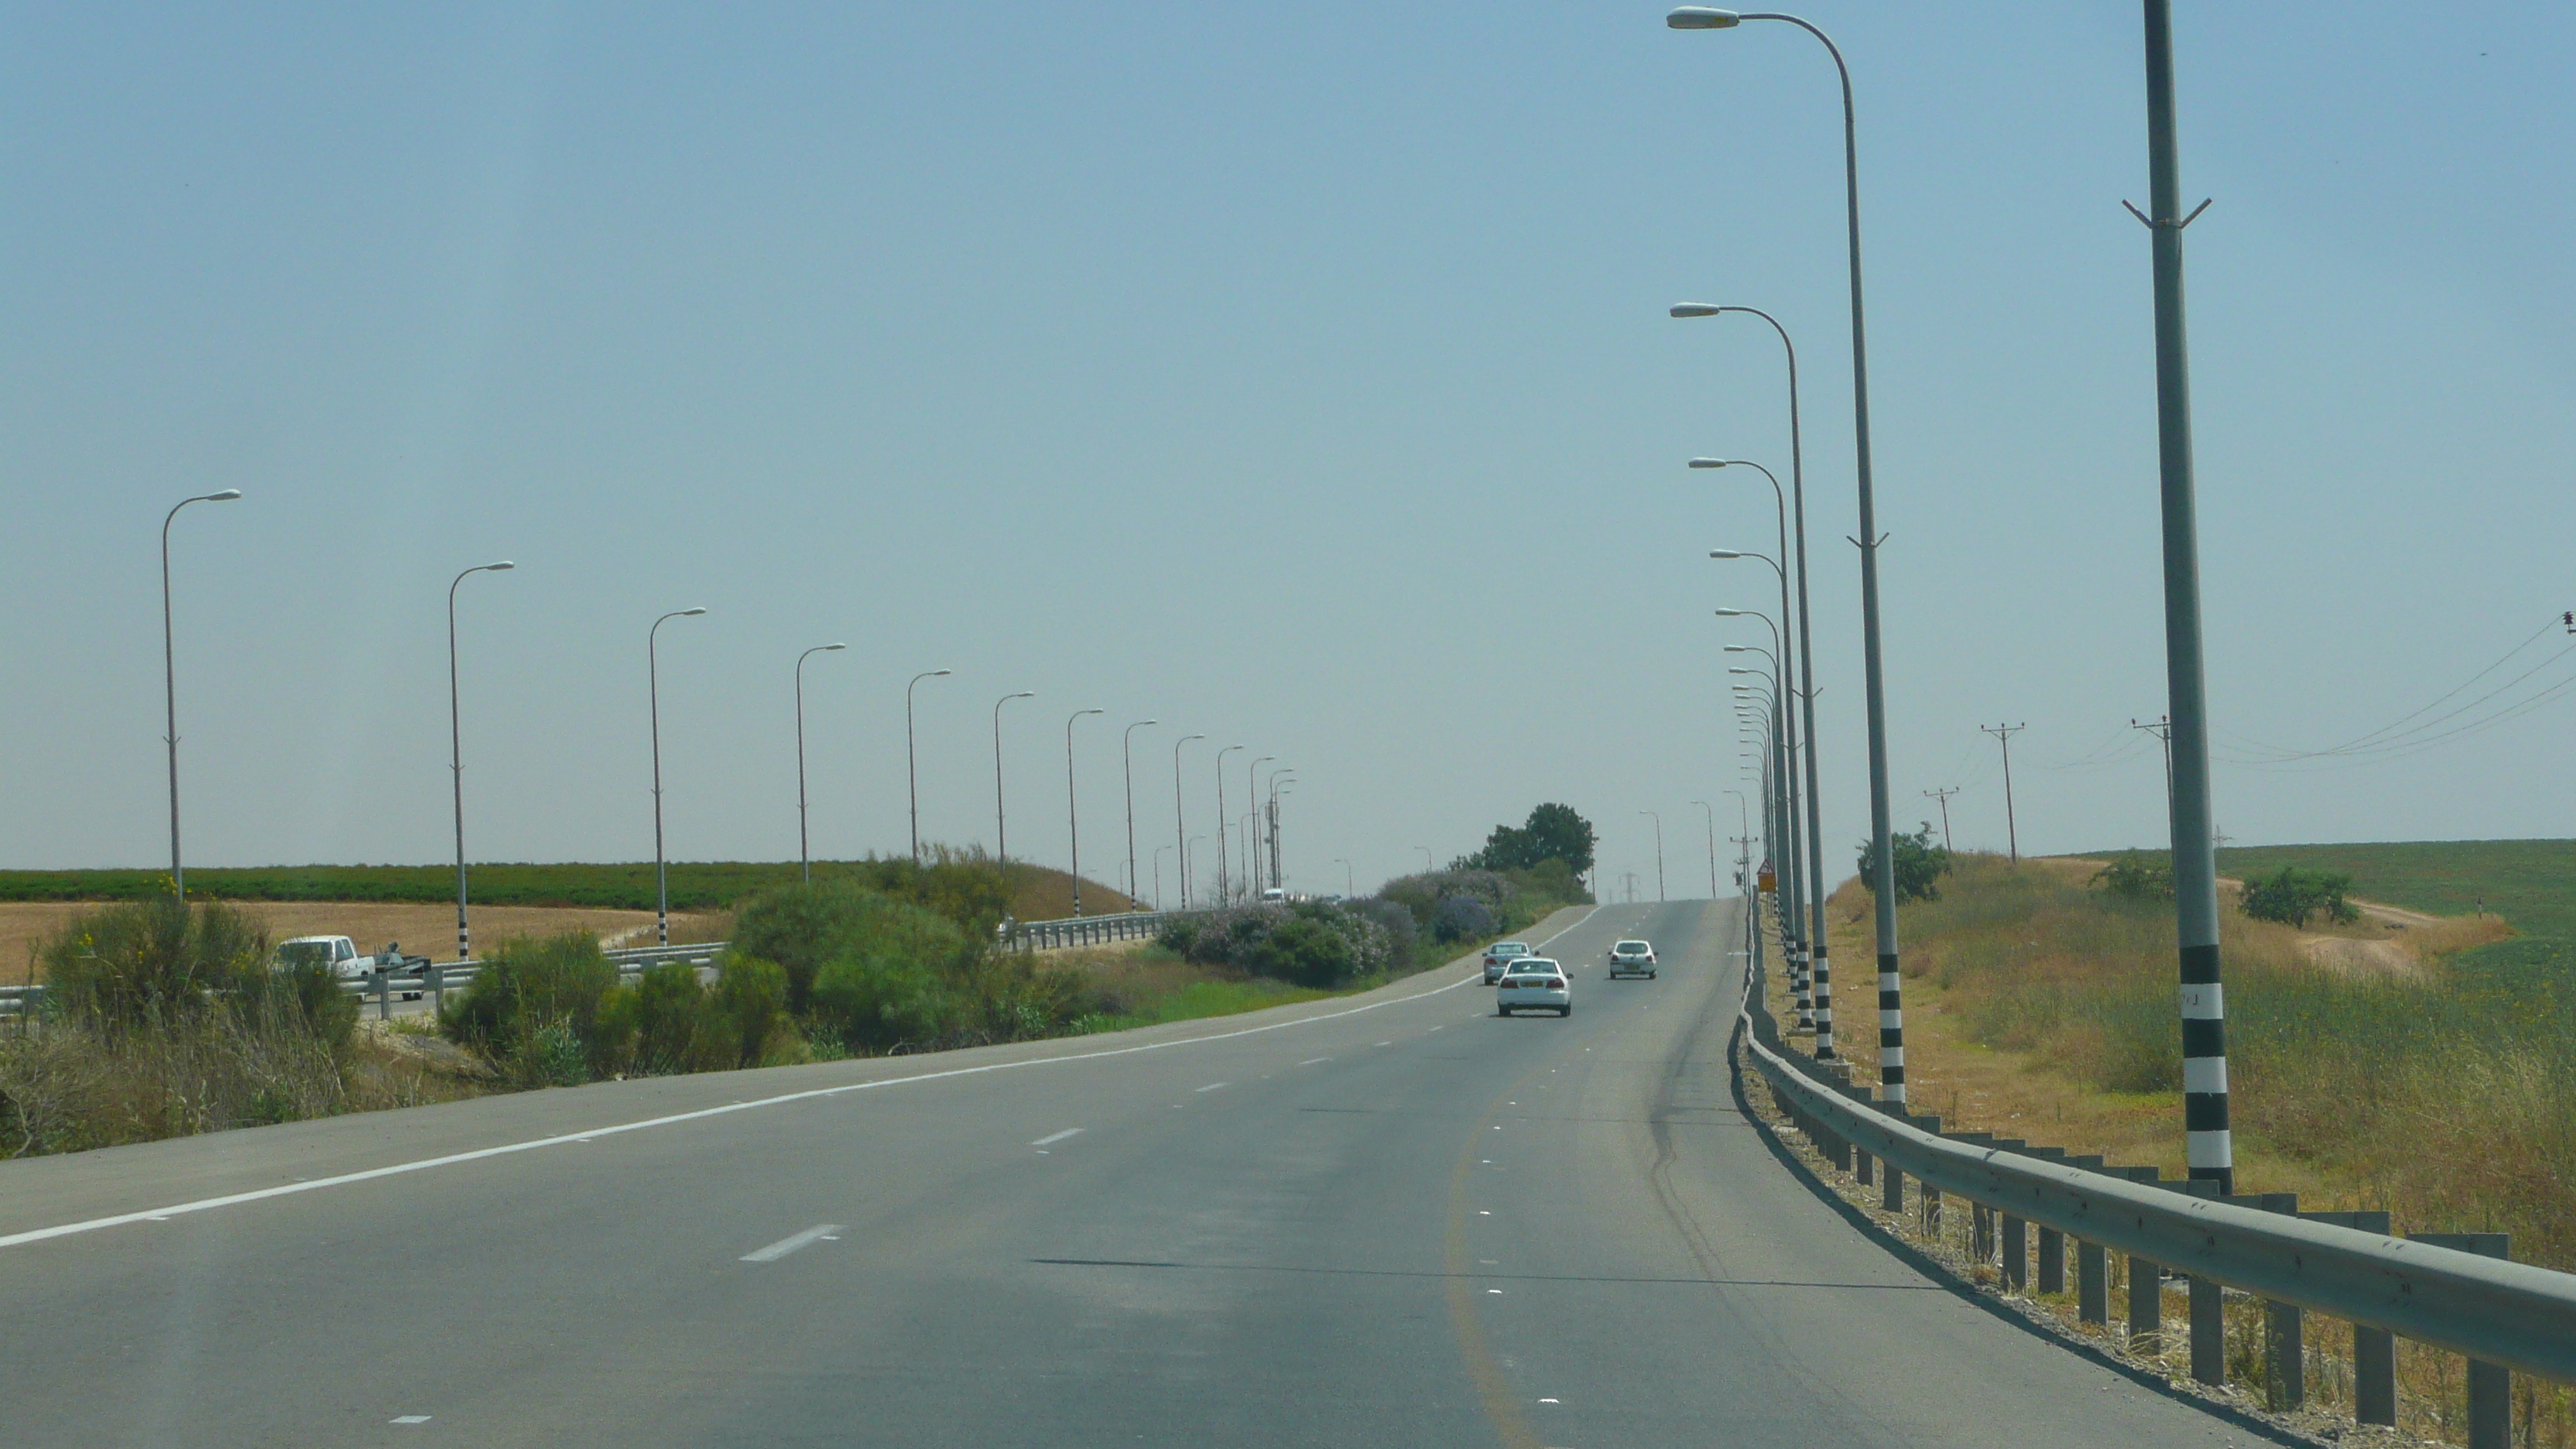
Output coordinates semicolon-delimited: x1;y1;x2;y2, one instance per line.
2240;867;2360;928
1856;823;1951;903
709;957;800;1068
1158;903;1390;988
731;881;975;1012
2089;852;2174;902
439;930;618;1084
1347;897;1419;962
1431;895;1496;944
1377;870;1509;928
39;896;269;1026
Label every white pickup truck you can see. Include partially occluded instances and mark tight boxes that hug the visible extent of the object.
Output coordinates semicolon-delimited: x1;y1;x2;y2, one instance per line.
277;935;375;979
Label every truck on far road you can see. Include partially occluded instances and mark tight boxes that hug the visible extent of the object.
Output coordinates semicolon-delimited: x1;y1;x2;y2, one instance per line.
276;935;376;981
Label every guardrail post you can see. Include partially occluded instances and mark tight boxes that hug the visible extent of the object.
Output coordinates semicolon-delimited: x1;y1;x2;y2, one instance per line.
2127;1256;2162;1354
374;970;390;1022
2412;1232;2511;1448
1971;1204;1993;1265
1881;1163;1903;1212
2078;1240;2108;1323
1855;1146;1873;1186
426;964;444;1018
2189;1276;2225;1385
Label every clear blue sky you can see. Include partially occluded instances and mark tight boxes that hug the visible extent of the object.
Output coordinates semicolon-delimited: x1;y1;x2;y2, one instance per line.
4;2;2570;897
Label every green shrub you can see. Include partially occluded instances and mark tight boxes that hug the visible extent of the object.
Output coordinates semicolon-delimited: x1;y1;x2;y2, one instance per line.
39;896;269;1026
1856;823;1952;903
439;931;618;1084
709;957;796;1067
2239;867;2360;928
2089;852;2174;902
731;881;975;1012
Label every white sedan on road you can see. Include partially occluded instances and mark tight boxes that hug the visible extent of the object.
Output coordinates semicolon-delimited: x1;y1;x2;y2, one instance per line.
1495;958;1571;1017
1482;940;1533;985
1606;939;1658;979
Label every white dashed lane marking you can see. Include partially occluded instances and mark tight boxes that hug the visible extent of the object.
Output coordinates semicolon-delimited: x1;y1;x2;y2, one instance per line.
741;1224;842;1263
1031;1128;1083;1147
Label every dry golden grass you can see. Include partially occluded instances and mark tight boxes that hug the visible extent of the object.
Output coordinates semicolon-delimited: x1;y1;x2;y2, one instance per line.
1;900;724;983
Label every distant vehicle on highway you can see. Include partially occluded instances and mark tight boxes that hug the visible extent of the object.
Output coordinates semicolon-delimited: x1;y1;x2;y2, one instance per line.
1607;940;1658;979
276;935;373;980
1260;887;1287;903
1495;958;1571;1017
1482;940;1533;984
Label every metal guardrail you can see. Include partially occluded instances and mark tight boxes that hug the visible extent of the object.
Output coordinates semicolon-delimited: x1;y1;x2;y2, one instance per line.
1734;955;2574;1435
1006;910;1177;951
0;940;731;1022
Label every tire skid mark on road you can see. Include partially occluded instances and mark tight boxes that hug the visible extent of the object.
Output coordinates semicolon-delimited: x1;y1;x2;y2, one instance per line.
0;906;1606;1255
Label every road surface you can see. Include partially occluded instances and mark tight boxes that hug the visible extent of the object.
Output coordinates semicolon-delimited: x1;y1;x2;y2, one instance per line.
0;899;2270;1447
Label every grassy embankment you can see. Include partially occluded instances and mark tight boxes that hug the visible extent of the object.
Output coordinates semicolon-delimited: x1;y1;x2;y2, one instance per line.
1809;848;2567;1267
1780;847;2573;1443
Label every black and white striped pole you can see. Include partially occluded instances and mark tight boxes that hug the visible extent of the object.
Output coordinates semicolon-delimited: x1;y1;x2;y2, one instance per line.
2136;0;2230;1191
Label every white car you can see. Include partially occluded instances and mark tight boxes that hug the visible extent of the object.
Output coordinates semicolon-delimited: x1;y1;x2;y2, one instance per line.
1607;939;1658;979
276;935;374;981
1482;940;1533;985
1495;958;1571;1017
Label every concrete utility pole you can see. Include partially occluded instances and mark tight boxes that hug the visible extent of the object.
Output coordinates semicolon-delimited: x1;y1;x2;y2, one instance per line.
2132;714;2174;810
1691;800;1719;899
2135;0;2232;1199
1982;723;2026;864
1923;786;1958;854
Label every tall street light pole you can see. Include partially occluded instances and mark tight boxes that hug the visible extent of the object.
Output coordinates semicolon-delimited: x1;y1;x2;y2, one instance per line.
992;691;1036;862
2137;0;2231;1195
1245;757;1275;896
1214;745;1245;903
649;607;709;945
1691;800;1719;900
1122;720;1158;907
160;488;242;899
1639;810;1666;902
1673;305;1827;1044
1065;709;1105;915
1153;844;1172;910
447;560;515;957
796;644;850;885
906;669;953;864
1333;857;1354;899
1262;766;1293;890
1670;4;1894;1101
1173;734;1204;906
1714;606;1807;1033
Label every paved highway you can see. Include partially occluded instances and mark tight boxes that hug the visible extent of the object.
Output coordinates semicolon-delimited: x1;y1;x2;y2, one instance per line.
0;899;2266;1447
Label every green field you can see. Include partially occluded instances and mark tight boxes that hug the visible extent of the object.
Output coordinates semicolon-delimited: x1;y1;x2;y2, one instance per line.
2212;838;2576;987
0;859;1134;919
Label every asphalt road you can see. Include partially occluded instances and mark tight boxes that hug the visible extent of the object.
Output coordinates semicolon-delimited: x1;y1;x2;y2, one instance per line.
0;899;2270;1447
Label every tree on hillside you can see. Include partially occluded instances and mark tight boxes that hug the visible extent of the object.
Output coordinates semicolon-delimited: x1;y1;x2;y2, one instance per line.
1458;803;1597;876
1855;823;1951;903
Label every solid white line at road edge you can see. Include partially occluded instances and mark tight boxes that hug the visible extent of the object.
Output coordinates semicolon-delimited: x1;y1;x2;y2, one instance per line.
0;905;1605;1252
740;1224;841;1262
1029;1129;1083;1147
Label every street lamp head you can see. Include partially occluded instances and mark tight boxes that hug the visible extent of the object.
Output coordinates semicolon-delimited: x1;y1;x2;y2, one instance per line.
1181;732;1205;743
929;668;953;677
1728;666;1760;676
820;642;848;652
1713;607;1746;618
1724;645;1754;653
1689;457;1728;470
679;607;707;617
1077;708;1105;718
1007;690;1036;701
205;489;244;502
483;560;516;572
1670;303;1723;318
1667;7;1743;29
1709;550;1744;559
